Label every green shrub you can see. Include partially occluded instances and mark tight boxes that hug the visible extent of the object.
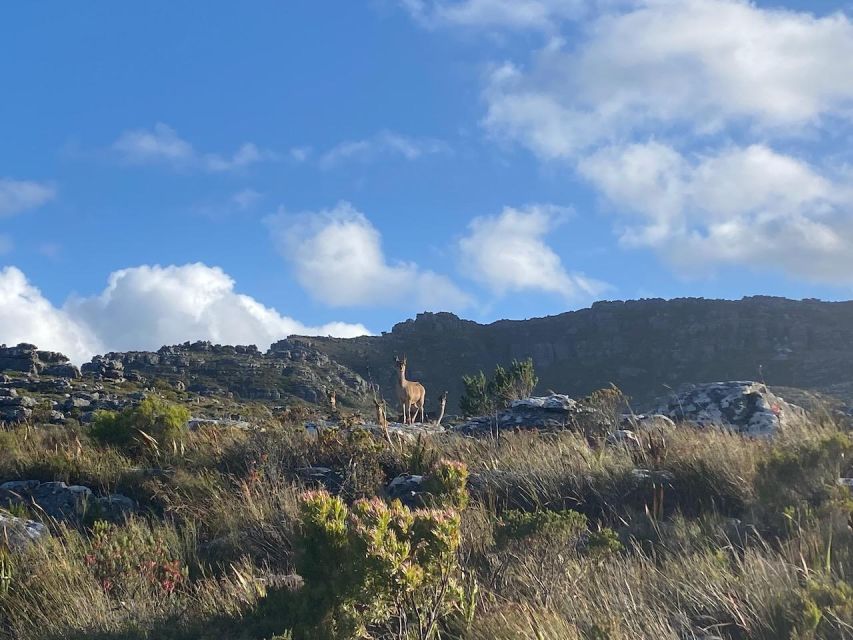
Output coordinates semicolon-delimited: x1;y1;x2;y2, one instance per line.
89;396;190;456
460;371;491;417
460;358;539;417
495;509;587;548
755;432;853;530
292;490;465;638
423;459;470;510
795;578;853;639
490;359;538;408
583;528;624;559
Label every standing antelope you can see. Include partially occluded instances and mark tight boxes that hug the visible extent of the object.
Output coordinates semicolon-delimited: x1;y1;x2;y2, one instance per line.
394;356;426;425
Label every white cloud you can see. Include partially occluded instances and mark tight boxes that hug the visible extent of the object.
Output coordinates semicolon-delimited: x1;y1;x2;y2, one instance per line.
66;264;370;353
0;267;100;364
458;204;608;299
401;0;592;30
580;142;853;282
319;131;448;168
0;264;370;364
484;1;853;155
0;178;56;216
113;123;277;172
231;188;262;211
267;201;471;309
466;0;853;285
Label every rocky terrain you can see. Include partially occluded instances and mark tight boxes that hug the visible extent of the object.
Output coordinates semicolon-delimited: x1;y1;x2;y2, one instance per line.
303;296;853;411
80;338;370;407
4;295;853;422
2;301;853;639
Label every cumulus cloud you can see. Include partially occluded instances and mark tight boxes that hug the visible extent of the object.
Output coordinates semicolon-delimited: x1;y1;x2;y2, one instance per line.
113;123;278;172
267;201;471;309
484;0;853;156
580;142;853;281
457;0;853;285
319;131;448;169
0;264;370;364
0;178;56;216
458;205;608;299
0;267;100;364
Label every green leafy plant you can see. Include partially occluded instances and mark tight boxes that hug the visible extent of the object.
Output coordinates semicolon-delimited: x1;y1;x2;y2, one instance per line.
756;432;853;531
460;371;491;418
293;489;465;639
88;396;190;457
423;459;470;510
460;359;539;417
495;509;587;549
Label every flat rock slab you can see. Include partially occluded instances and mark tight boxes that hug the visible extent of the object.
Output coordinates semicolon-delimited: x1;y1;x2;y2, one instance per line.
454;394;604;434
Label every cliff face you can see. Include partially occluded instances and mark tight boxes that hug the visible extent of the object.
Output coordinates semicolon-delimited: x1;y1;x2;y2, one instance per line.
298;297;853;411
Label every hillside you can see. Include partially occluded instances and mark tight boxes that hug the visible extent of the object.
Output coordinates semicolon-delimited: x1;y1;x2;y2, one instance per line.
300;296;853;411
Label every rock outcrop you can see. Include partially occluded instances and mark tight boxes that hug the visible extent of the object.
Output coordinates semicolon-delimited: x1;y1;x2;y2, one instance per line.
80;339;371;408
0;344;80;378
655;381;806;436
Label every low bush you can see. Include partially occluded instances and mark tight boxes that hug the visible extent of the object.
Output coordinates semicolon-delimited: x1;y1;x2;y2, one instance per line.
286;489;466;639
89;396;191;457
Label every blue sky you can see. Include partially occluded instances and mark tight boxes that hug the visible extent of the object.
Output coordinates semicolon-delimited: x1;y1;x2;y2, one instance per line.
3;0;853;361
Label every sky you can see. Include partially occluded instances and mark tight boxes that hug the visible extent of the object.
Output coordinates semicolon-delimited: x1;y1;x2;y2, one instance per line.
3;0;853;363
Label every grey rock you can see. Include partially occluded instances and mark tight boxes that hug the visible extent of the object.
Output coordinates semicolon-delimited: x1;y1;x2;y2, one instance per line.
296;466;342;491
456;393;604;434
42;363;81;379
0;480;134;522
655;381;806;436
387;474;425;506
621;414;676;430
0;511;49;551
64;397;91;410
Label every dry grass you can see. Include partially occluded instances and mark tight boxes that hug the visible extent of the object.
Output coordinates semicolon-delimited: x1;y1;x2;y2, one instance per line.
1;415;852;639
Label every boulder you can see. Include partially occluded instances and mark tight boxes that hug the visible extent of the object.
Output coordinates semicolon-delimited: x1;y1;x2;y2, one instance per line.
42;363;81;379
296;466;343;492
655;381;806;436
455;393;605;434
0;393;35;423
0;480;135;522
0;511;49;551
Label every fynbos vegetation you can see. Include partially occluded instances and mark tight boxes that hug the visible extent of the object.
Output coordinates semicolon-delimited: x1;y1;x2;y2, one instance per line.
0;347;852;639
